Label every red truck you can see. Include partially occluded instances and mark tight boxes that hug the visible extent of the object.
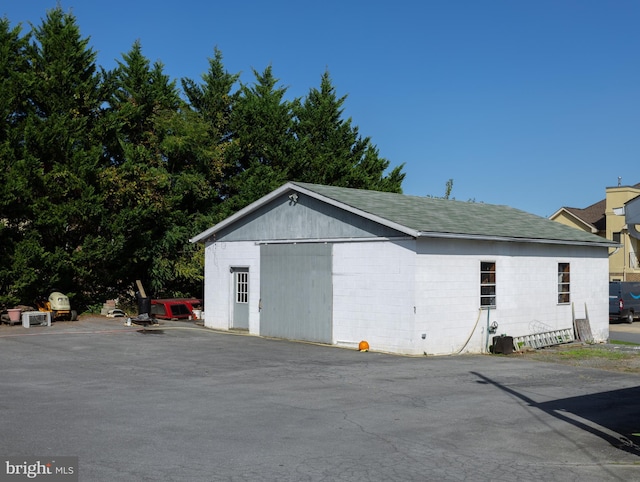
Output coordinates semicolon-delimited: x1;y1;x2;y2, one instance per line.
150;298;203;320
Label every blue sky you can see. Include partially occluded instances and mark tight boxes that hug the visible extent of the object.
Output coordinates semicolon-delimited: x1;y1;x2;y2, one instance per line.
3;1;639;217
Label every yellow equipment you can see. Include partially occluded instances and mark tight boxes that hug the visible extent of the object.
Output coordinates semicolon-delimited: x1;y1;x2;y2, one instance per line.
35;291;77;321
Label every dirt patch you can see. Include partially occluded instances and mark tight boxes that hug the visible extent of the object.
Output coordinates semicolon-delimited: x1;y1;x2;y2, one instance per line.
512;343;640;374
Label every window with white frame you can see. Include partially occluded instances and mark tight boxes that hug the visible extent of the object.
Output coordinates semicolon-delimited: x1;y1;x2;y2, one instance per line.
480;261;496;308
236;271;248;303
558;263;570;304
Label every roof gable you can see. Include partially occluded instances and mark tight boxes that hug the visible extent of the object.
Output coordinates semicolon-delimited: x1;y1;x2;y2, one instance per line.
213;189;404;242
549;199;606;233
568;200;607;231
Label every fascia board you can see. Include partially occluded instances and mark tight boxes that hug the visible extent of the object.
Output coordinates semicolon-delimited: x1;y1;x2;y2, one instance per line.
548;208;566;219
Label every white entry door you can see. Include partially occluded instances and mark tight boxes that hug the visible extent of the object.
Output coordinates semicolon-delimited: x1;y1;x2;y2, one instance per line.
231;267;249;330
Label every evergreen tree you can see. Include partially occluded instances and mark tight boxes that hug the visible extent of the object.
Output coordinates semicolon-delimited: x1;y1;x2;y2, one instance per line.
101;40;183;296
10;7;107;307
152;110;211;297
292;71;404;192
145;50;244;296
182;48;240;208
182;47;239;144
0;7;407;308
0;18;28;146
0;17;31;306
217;65;296;217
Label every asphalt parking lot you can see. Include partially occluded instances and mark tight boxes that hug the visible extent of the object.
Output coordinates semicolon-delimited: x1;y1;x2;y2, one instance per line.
1;317;639;481
610;320;640;344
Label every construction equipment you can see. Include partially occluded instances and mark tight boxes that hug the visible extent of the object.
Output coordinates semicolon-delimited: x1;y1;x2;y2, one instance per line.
35;291;77;321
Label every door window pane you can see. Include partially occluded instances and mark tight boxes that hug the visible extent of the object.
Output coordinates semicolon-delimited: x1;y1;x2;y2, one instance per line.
236;271;248;303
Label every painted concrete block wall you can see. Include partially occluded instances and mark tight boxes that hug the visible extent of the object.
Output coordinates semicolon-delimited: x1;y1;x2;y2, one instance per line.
203;241;261;332
203;237;609;356
568;250;610;342
332;240;418;354
415;238;609;355
414;245;483;356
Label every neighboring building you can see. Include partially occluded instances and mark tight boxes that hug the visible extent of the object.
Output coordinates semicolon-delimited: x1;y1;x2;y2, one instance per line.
550;183;640;281
191;182;613;356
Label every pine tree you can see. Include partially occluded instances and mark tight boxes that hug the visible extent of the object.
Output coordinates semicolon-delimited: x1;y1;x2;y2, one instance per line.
182;47;239;144
0;7;407;307
292;71;404;192
181;47;240;199
153;103;228;297
0;17;31;306
101;40;183;295
217;65;296;217
12;7;107;306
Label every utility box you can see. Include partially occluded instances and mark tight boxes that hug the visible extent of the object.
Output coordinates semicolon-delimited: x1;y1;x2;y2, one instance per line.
493;335;514;355
22;311;51;328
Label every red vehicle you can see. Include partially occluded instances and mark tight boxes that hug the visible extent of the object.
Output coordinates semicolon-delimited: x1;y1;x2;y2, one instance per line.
150;298;203;320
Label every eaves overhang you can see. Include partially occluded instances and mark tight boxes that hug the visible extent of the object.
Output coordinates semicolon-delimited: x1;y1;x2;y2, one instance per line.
415;231;618;248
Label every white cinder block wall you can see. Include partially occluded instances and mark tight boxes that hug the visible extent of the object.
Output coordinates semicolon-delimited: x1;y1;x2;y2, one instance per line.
567;249;610;343
415;238;609;355
203;241;260;332
204;237;609;356
332;240;418;354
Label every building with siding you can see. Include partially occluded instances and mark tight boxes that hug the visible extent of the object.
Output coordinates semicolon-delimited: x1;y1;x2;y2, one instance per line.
550;182;640;281
191;182;615;355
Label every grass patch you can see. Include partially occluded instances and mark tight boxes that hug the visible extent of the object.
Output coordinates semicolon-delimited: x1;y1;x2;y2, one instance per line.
520;344;640;373
610;339;640;346
555;348;630;360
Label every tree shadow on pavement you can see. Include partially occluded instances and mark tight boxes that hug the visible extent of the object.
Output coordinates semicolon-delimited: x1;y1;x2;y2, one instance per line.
472;371;640;457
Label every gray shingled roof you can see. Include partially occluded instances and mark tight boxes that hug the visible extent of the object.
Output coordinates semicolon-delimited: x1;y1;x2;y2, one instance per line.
291;182;614;246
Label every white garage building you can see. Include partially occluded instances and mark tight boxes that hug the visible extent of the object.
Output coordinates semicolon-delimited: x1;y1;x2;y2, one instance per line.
190;182;614;356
